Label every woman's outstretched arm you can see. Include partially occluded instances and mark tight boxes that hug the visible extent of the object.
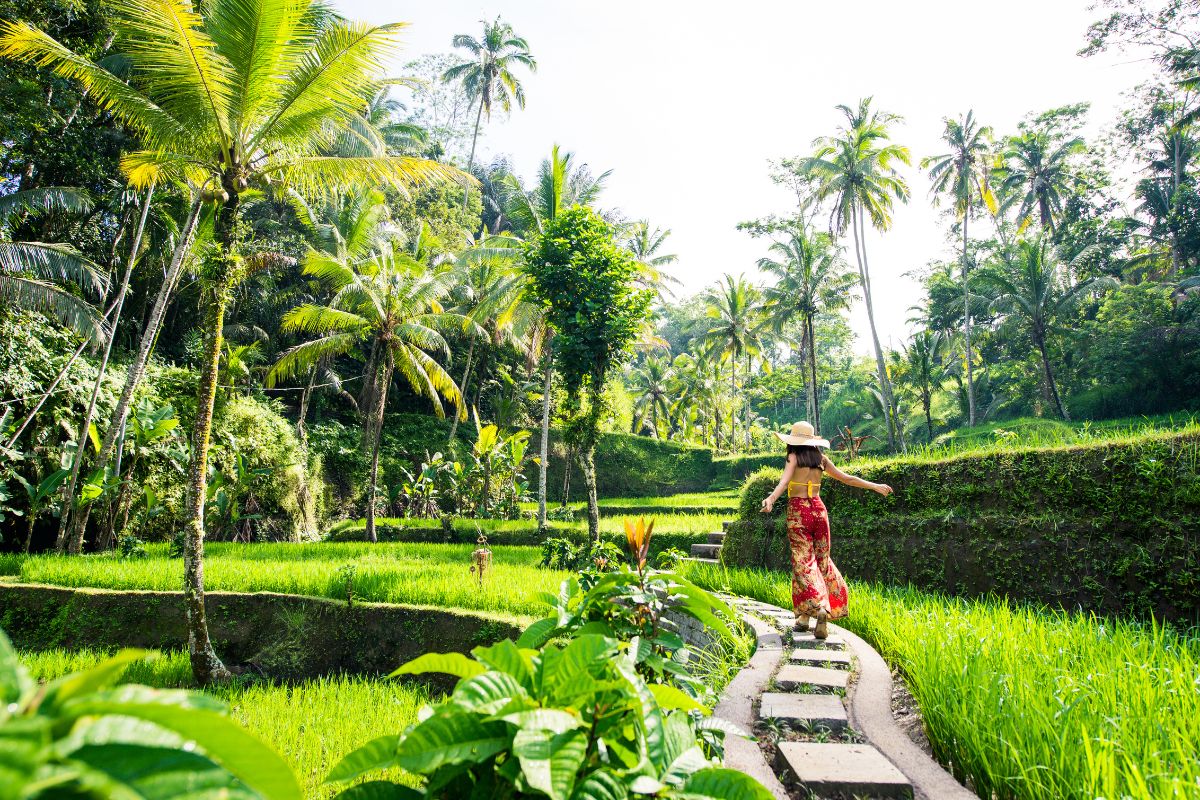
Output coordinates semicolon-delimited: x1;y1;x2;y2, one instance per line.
760;455;797;513
822;455;893;496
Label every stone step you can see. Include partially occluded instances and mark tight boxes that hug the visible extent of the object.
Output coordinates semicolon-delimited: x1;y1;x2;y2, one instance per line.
759;692;847;731
792;631;847;651
775;664;849;692
722;520;732;532
681;557;718;565
789;649;852;669
705;531;726;545
689;543;722;559
775;742;912;799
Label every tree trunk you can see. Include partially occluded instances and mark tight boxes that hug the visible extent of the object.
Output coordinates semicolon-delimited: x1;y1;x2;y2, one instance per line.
182;187;241;686
447;337;476;444
63;195;202;551
536;344;553;535
924;392;933;442
364;356;393;544
297;366;316;449
806;314;819;431
59;187;154;554
460;95;486;220
744;352;752;448
851;206;897;452
962;211;977;427
729;357;738;452
1035;330;1069;421
582;444;600;548
22;516;35;554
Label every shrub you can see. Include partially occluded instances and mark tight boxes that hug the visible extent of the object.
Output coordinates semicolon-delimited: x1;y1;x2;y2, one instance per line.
537;432;717;499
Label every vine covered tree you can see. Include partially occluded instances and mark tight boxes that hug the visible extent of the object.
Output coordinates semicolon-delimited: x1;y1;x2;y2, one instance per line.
523;206;652;545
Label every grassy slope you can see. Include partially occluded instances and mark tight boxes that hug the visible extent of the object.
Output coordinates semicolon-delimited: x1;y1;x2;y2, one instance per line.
20;648;426;799
681;562;1200;800
8;542;564;620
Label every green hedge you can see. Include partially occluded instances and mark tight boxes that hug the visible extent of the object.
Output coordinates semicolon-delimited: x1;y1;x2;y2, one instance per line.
535;432;716;499
723;431;1200;622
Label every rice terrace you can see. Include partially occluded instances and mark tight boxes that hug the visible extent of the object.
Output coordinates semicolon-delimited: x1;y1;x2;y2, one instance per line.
0;0;1198;798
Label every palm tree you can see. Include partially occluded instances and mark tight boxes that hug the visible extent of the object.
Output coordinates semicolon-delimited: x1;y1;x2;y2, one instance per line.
900;329;949;441
626;221;679;295
996;131;1084;232
442;18;536;200
498;144;608;532
269;240;467;543
0;187;105;337
984;240;1109;420
800;98;911;452
758;227;855;432
0;0;461;685
700;274;766;450
922;111;997;428
629;355;674;438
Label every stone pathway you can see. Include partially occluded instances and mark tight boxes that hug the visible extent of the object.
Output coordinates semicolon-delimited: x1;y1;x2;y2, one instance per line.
713;596;976;800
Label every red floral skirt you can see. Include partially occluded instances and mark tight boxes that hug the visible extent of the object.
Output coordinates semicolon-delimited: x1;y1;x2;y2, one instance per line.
786;496;848;619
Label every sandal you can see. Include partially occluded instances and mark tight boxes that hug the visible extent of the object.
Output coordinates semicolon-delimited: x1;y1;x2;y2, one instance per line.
814;610;828;640
794;614;810;631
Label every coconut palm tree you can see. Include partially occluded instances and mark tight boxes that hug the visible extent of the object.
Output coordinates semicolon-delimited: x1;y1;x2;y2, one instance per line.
984;240;1109;420
442;18;536;192
700;274;767;450
996;131;1084;232
0;187;105;337
922;111;996;428
758;227;856;433
268;240;467;543
626;220;679;295
900;329;949;442
629;354;674;438
800;98;910;452
0;0;461;684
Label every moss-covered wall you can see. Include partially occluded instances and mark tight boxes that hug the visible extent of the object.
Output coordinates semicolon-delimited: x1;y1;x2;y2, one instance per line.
0;583;521;682
722;432;1200;622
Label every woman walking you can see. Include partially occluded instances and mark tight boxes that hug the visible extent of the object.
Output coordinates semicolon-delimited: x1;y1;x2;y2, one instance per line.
761;422;892;638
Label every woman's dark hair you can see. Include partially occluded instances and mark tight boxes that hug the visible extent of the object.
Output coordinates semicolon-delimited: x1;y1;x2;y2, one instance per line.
786;444;823;469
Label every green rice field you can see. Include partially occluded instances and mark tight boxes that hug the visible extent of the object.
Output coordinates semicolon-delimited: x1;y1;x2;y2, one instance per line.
681;562;1200;800
19;648;427;798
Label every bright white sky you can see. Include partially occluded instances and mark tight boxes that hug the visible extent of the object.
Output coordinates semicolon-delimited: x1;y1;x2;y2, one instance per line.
339;0;1153;355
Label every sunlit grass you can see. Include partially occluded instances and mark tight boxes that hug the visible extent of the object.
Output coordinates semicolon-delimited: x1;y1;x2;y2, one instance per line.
20;648;427;799
681;562;1200;800
13;542;564;620
519;490;739;512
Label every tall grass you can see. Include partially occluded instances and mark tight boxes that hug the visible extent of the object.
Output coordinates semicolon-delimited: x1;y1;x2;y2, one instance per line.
519;490;739;512
14;542;564;619
20;648;426;798
681;562;1200;800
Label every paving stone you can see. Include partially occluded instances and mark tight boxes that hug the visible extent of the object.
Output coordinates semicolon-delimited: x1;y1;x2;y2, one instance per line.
705;531;726;544
788;648;852;668
775;742;912;799
689;543;722;559
758;692;847;731
792;631;847;650
775;664;849;691
681;557;718;565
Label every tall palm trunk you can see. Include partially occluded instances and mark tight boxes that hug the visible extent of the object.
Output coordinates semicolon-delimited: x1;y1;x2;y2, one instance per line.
57;188;153;553
297;366;316;448
182;189;240;686
1034;327;1069;421
806;313;820;431
962;211;977;427
446;337;475;444
460;94;486;219
743;352;752;448
851;205;897;452
582;384;602;547
364;355;393;544
536;343;553;535
729;357;737;451
64;196;203;552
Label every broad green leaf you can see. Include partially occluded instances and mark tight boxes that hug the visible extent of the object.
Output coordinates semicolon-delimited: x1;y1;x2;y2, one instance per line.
516;617;557;650
324;735;400;785
495;709;582;735
569;770;627;800
680;767;775;800
395;710;510;774
67;742;258;799
556;635;618;686
647;684;708;714
629;775;665;794
512;728;587;800
38;650;154;714
694;717;750;740
613;659;664;770
61;689;301;800
470;640;533;688
87;422;101;455
331;780;424;800
0;717;51;800
450;672;528;715
0;628;32;712
391;652;487;680
659;713;710;785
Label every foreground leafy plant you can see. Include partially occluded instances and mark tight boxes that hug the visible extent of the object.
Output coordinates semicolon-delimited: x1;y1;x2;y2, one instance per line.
325;634;768;799
0;627;301;800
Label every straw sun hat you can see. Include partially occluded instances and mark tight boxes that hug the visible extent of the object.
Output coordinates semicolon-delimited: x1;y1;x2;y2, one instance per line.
774;421;831;449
